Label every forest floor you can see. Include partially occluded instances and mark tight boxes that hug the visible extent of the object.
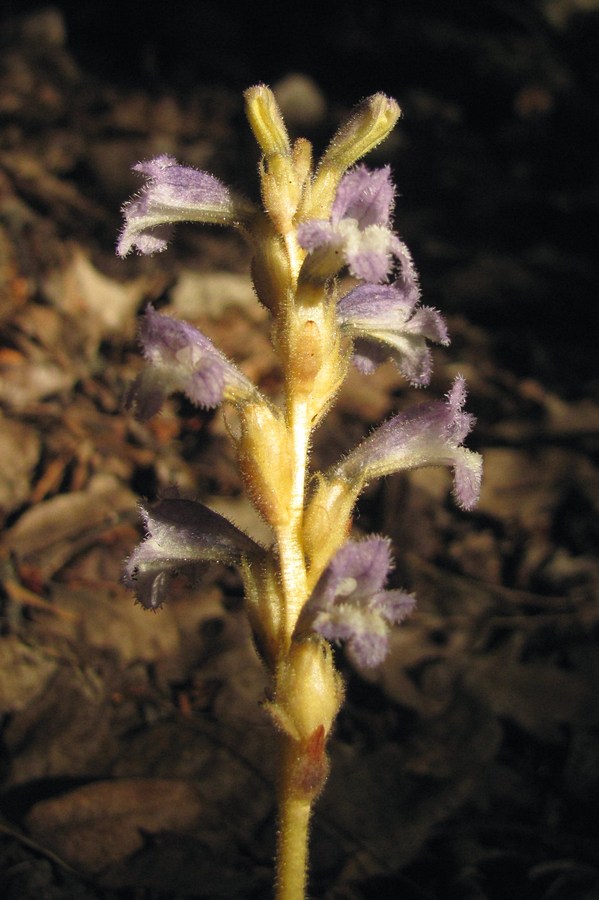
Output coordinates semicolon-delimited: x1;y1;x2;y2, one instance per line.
1;6;598;899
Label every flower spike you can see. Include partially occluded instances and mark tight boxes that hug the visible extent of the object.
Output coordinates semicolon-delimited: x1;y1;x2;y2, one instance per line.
336;376;482;510
124;497;263;609
299;537;416;668
126;305;256;418
116;86;484;899
117;155;250;257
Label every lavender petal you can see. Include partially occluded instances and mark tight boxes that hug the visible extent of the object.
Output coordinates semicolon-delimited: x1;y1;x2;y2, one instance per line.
301;536;416;668
124;498;262;609
336;376;483;510
117;155;237;257
299;165;408;284
126;305;254;417
331;165;395;229
337;283;449;386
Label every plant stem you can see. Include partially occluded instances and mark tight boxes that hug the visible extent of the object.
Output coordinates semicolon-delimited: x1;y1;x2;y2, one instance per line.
276;396;311;641
275;736;312;900
272;222;333;897
273;372;315;900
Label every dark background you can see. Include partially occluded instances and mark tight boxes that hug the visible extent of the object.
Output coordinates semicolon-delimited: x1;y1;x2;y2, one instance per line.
1;2;598;898
5;0;598;388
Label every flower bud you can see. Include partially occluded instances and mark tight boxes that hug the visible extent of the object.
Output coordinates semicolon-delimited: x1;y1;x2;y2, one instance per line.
287;318;324;395
237;402;293;526
303;475;355;576
309;94;401;216
249;219;293;312
320;94;401;174
269;639;343;743
244;84;291;158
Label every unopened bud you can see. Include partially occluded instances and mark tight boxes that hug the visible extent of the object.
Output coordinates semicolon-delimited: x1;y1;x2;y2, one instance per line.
249;219;293;312
244;84;291;158
238;402;293;526
270;639;343;742
309;94;401;216
321;93;400;173
303;475;355;576
288;318;324;394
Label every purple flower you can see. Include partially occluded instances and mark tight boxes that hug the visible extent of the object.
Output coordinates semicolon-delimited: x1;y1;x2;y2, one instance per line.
337;282;449;386
117;155;243;257
336;376;482;510
297;165;411;283
124;497;263;609
126;305;255;418
300;537;416;667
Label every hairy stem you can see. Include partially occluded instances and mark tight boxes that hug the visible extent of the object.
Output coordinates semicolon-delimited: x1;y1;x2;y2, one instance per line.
276;396;311;642
273;348;316;898
275;736;312;900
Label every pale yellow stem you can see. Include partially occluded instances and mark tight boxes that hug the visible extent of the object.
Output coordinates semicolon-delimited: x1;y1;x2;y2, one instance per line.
289;398;310;519
275;738;312;900
272;220;329;899
284;231;304;282
273;344;316;899
276;522;307;646
276;395;310;642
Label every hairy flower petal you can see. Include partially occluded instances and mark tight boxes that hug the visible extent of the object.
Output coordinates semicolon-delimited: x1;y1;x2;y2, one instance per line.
126;305;255;418
301;537;416;667
342;222;398;282
331;165;394;229
298;165;410;283
117;155;239;257
124;498;262;609
293;219;335;252
337;282;449;386
317;536;392;604
336;376;482;510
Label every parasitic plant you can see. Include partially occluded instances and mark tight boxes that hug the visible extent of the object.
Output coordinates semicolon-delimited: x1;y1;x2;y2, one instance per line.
118;86;482;900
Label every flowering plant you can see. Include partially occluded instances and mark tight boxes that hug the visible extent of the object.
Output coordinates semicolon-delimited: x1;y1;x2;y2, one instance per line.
119;86;482;899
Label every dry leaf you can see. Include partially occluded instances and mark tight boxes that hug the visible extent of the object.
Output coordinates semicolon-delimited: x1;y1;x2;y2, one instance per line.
3;473;136;580
0;412;41;520
0;635;58;714
26;778;204;871
44;248;142;333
